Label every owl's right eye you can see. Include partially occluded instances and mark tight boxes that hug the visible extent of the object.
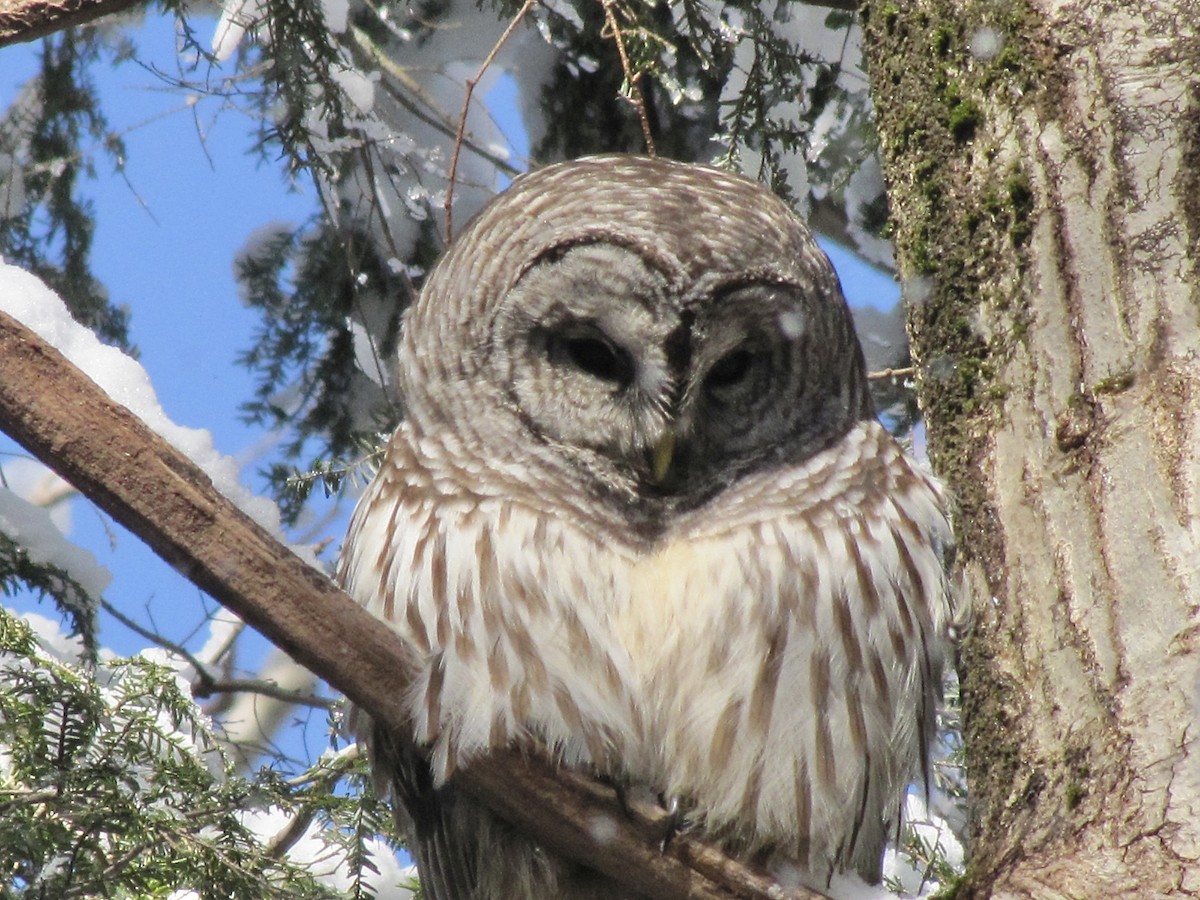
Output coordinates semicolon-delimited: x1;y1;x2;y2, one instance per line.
555;333;634;387
705;348;753;390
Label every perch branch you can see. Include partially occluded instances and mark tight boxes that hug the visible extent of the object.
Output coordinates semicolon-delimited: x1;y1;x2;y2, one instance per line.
0;307;828;900
0;0;856;52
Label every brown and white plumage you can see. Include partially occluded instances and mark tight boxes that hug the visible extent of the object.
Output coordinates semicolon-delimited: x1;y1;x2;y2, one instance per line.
337;156;954;897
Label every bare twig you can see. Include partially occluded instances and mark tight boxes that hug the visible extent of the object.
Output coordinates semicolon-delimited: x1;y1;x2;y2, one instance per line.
100;598;332;709
0;789;61;815
444;0;536;243
867;365;916;382
267;748;360;858
601;0;656;156
347;23;523;181
265;804;317;859
101;597;212;676
191;677;334;709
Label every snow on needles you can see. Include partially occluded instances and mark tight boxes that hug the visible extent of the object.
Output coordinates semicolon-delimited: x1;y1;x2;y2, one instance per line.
0;262;311;564
211;0;266;63
0;488;111;599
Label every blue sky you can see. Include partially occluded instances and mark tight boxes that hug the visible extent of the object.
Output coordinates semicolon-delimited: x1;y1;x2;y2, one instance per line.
1;7;900;717
2;15;319;691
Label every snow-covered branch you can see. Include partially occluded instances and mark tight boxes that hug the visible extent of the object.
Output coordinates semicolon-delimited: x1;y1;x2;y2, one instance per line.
0;0;142;47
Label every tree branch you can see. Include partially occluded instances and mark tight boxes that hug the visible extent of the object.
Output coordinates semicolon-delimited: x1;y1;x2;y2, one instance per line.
0;0;142;47
601;0;657;157
0;307;827;899
0;0;856;52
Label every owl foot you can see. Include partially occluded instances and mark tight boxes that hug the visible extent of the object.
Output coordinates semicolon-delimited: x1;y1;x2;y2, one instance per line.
599;779;686;851
657;794;688;852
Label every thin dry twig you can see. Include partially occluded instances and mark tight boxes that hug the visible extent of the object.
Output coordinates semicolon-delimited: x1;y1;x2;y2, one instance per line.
191;677;334;709
444;0;537;243
100;597;332;710
867;365;916;382
348;23;523;181
601;0;656;157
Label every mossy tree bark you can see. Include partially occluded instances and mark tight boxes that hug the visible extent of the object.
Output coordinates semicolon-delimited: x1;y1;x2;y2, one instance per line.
862;0;1200;896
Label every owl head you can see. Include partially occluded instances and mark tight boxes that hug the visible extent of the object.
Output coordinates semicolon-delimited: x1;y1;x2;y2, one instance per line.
398;156;872;522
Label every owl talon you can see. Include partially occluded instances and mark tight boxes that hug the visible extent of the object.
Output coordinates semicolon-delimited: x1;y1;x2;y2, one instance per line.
659;794;687;852
600;778;681;850
598;774;634;819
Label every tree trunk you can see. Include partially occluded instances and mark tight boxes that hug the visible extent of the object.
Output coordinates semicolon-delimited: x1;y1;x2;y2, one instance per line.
862;1;1200;896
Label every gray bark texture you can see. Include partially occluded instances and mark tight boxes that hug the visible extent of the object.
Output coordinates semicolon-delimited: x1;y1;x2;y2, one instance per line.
863;0;1200;896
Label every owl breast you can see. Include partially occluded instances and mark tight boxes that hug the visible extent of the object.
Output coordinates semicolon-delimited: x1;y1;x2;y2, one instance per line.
340;415;952;884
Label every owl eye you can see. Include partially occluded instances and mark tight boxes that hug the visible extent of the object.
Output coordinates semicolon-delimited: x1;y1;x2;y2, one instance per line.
705;348;754;392
560;333;634;387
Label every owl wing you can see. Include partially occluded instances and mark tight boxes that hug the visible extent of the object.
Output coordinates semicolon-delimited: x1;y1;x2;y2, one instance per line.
641;421;954;885
339;429;648;899
371;724;479;900
339;438;482;899
373;721;636;900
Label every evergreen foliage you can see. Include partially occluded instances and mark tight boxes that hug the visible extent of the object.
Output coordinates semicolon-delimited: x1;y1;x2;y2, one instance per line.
0;30;133;351
0;608;403;898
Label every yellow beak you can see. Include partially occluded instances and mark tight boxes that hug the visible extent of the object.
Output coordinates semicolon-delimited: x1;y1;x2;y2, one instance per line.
651;431;675;484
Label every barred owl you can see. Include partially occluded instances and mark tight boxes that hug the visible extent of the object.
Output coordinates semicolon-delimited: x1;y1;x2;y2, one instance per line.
338;155;954;897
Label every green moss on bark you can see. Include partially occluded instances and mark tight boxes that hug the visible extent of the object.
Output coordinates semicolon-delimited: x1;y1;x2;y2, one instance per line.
862;0;1042;535
861;0;1050;887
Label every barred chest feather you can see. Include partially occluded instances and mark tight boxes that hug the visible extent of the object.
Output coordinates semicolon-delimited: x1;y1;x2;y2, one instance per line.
339;418;953;882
